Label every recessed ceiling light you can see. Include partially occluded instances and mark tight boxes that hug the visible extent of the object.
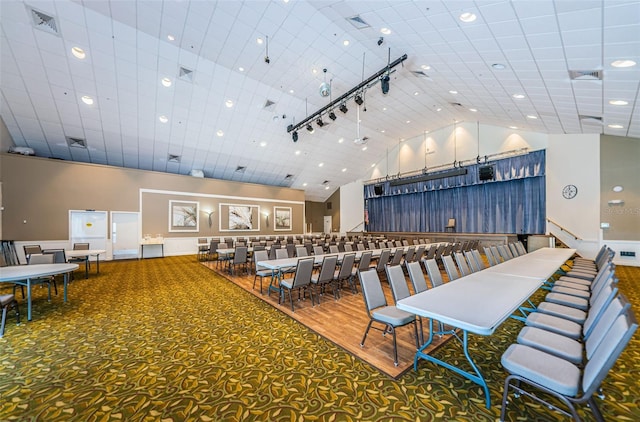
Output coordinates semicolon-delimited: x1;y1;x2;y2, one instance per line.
342;168;347;172
225;99;234;108
509;126;518;129
382;107;387;111
256;37;264;44
449;90;458;94
289;89;294;94
459;12;477;22
259;141;267;147
613;185;623;192
436;107;442;112
608;124;624;129
295;150;301;155
302;182;308;186
469;108;477;112
325;186;330;190
512;94;525;99
492;63;506;70
611;59;636;68
380;129;385;133
159;115;168;123
414;91;419;96
216;130;224;136
238;67;244;72
161;77;172;87
81;95;94;105
362;146;368;151
406;120;411;124
343;40;350;46
318;162;324;167
312;68;318;74
526;115;538;119
167;34;175;41
371;164;375;168
338;138;344;143
609;100;628;106
71;46;86;59
421;64;431;70
380;27;391;35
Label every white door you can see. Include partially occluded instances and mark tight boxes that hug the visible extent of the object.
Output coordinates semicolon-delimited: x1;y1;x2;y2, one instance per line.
69;210;108;252
323;216;332;234
111;211;140;260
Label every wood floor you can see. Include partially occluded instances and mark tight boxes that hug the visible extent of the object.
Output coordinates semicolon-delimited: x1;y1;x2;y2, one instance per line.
201;260;454;378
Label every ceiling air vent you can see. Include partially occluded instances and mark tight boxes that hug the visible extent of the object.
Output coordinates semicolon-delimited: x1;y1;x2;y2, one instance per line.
284;174;294;180
579;115;603;125
450;102;463;107
322;180;330;185
263;99;276;110
235;166;246;173
411;70;432;80
569;70;603;81
29;7;59;35
346;15;370;29
178;66;194;82
66;137;86;148
167;154;181;163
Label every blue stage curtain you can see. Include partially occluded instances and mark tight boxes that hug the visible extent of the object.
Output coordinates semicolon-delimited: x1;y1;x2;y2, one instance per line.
365;150;546;233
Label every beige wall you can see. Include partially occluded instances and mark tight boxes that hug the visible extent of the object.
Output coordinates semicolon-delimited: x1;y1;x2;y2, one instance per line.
601;135;640;241
325;189;341;232
1;153;305;241
0;116;14;156
305;201;325;233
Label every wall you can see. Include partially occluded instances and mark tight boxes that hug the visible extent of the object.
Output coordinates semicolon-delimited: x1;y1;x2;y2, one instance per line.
340;179;365;233
325;189;340;232
305;201;325;233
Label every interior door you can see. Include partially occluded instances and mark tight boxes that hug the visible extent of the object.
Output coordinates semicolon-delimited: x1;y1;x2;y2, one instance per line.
323;216;332;234
111;211;140;260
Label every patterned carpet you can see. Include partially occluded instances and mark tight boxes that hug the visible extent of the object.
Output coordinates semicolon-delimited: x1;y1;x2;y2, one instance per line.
0;256;638;421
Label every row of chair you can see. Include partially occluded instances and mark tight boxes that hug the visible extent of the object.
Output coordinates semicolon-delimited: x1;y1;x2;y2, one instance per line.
499;246;637;420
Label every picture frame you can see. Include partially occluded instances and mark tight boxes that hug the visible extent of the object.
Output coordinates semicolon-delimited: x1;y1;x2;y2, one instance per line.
219;203;260;231
169;200;199;232
274;206;292;231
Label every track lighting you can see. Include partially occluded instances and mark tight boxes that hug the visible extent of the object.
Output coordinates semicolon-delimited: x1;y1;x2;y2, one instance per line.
306;124;314;132
316;117;325;127
354;94;363;105
381;74;390;94
292;131;298;142
339;103;348;113
328;111;337;120
377;37;384;46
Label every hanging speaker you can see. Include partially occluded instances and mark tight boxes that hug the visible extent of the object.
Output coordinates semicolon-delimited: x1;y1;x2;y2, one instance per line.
479;165;494;181
374;185;383;195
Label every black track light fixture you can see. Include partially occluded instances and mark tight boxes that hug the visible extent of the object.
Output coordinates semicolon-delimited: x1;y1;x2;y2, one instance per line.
316;117;325;127
381;73;390;94
354;94;363;105
339;103;348;113
292;131;298;142
328;111;337;120
306;123;314;132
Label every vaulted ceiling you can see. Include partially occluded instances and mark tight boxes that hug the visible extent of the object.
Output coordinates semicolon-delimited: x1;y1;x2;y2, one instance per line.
1;0;638;201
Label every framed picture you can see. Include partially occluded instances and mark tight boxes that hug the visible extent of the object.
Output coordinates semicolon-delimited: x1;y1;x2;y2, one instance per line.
219;203;260;231
274;206;292;231
169;200;199;232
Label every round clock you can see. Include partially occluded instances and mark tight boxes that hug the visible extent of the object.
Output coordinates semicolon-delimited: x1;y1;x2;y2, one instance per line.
562;184;578;199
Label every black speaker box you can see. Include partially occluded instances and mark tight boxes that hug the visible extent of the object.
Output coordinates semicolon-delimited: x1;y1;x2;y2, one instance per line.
374;185;383;195
479;165;494;181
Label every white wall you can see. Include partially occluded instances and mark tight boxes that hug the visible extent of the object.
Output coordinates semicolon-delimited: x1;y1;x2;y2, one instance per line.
340;179;365;233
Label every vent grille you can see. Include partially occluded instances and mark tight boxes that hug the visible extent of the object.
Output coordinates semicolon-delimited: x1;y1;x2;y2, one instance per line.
263;99;276;110
66;137;86;148
30;8;59;35
322;180;330;185
284;174;293;180
450;102;463;107
178;66;194;82
167;154;181;163
569;70;603;81
346;15;370;29
579;115;603;124
235;166;246;173
411;70;432;79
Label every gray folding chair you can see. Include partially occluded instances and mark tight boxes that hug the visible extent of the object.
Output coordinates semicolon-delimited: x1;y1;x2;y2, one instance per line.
464;250;481;273
483;246;498;266
279;257;315;312
252;250;271;294
422;258;444;288
442;255;460;281
0;294;20;338
334;253;357;295
407;261;429;294
311;255;339;303
358;269;419;366
454;252;472;276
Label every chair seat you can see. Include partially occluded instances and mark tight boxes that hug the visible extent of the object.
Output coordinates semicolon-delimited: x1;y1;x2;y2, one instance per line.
372;306;415;326
501;344;580;397
536;302;587;324
280;278;294;289
553;280;590;291
525;312;582;339
558;276;592;286
517;326;583;364
0;294;15;306
550;286;590;299
545;293;588;310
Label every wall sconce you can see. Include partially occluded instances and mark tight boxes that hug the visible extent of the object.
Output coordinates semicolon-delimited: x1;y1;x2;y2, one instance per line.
263;212;270;228
608;199;625;206
202;210;215;228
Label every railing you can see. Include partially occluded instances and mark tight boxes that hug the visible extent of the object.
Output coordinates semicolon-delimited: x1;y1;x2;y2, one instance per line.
348;221;365;233
547;218;580;240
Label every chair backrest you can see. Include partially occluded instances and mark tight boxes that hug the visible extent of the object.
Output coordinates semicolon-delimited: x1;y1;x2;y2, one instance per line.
423;258;444;288
414;246;426;262
218;242;228;249
446;218;455;228
442;255;460;281
402;240;409;247
316;255;338;283
312;245;323;255
329;245;339;254
336;253;356;280
43;249;67;263
376;250;391;272
28;253;54;265
464;250;481;273
508;243;519;257
358;269;388;315
413;239;419;245
386;264;411;303
296;246;308;257
433;244;446;260
581;310;637;398
454;252;472;276
356;243;365;251
233;246;248;264
490;246;503;263
441;243;453;257
291;258;315;288
24;245;42;256
483;246;497;266
286;244;296;258
275;248;289;260
358;251;373;271
516;241;527;255
73;243;90;250
425;245;437;260
344;244;353;252
390;249;403;266
404;247;415;263
407;261;429;293
584;295;631;360
497;244;513;261
253;250;269;270
472;249;486;270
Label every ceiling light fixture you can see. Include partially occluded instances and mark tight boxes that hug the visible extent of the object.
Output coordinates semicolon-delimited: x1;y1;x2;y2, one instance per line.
238;67;244;72
225;99;234;108
81;95;93;105
259;141;267;147
380;28;391;35
306;123;314;132
611;59;636;68
512;94;525;99
339;103;348;113
609;100;628;106
492;63;506;69
342;168;347;172
526;115;538;119
421;64;431;70
161;77;172;87
449;90;458;94
318;162;324;167
316;117;325;127
338;138;344;143
469;108;477;112
343;40;350;46
256;37;263;44
71;46;86;59
159;115;168;123
459;12;477;22
167;34;175;41
319;68;330;97
608;124;624;129
328;111;337;120
354;94;364;105
292;131;298;142
216;130;224;136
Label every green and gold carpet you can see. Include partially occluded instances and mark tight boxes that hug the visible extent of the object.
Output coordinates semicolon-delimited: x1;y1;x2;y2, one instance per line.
0;256;638;421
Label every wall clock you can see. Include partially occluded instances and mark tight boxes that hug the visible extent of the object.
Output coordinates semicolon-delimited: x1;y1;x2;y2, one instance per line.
562;184;578;199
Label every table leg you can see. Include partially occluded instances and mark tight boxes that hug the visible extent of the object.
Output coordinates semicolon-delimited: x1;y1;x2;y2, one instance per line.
63;272;69;303
27;279;32;321
84;257;89;279
414;320;491;409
